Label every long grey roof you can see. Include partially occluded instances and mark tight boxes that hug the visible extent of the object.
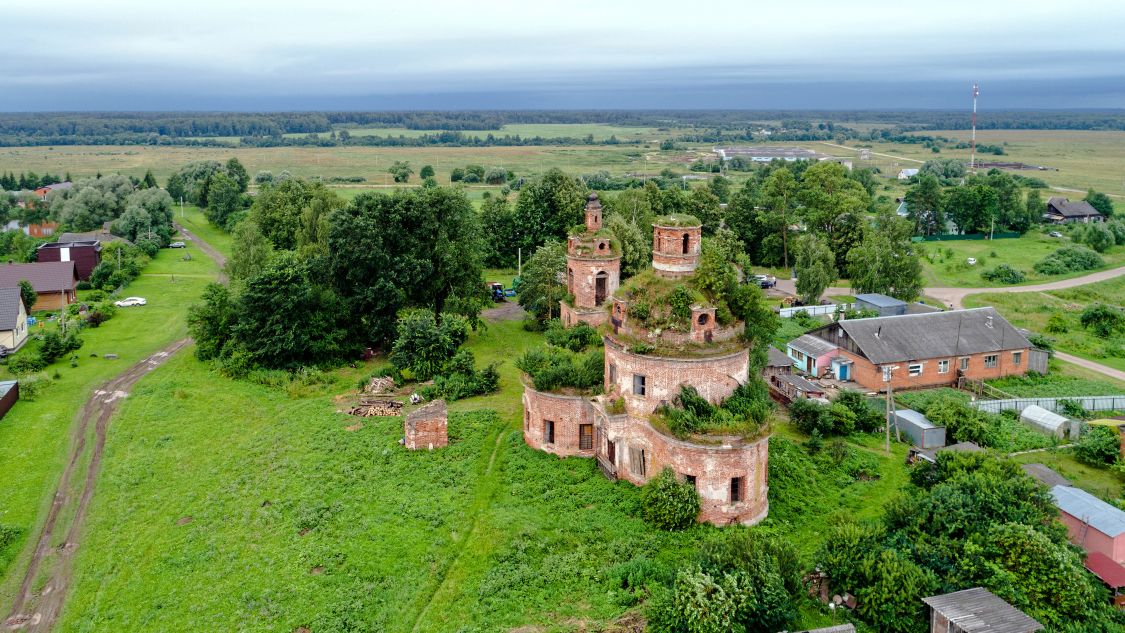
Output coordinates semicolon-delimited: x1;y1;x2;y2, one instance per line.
1051;485;1125;537
855;293;906;308
0;261;77;294
923;587;1043;633
1020;463;1071;489
824;307;1028;364
788;333;838;358
774;373;823;393
767;345;793;367
895;408;937;429
1047;197;1102;218
0;287;22;330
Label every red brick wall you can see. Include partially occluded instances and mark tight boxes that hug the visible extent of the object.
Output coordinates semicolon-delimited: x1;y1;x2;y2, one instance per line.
404;400;448;450
566;255;620;310
560;302;609;328
652;224;700;278
837;347;1032;391
603;337;749;416
522;385;597;458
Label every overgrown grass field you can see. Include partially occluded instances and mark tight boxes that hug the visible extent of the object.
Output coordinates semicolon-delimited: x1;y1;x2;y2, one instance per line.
0;239;219;595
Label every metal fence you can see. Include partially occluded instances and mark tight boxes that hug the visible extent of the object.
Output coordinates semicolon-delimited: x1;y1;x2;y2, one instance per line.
971;395;1125;415
779;303;852;318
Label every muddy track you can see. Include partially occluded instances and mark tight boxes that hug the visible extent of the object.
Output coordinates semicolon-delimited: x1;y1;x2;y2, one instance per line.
173;221;227;283
4;340;190;632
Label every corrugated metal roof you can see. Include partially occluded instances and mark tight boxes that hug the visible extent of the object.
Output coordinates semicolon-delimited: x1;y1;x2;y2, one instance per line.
825;307;1029;365
767;345;793;367
894;408;935;429
855;293;906;308
788;333;838;359
1019;463;1071;489
1085;552;1125;589
0;287;23;330
923;587;1043;633
775;373;823;393
1052;485;1125;538
798;626;856;633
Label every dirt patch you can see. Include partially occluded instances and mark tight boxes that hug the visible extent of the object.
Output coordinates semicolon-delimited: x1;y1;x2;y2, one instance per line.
176;516;193;526
173;221;228;282
345;422;363;432
482;301;526;322
294;628;311;633
4;339;192;633
298;528;311;537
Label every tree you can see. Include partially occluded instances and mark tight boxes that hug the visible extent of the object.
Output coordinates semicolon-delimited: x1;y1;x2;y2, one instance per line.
17;279;36;313
389;309;470;380
419;165;435;179
1085;189;1115;218
919;158;965;182
687;188;723;236
233;253;354;368
479;194;518;268
327;187;483;347
249;178;343;251
1079;303;1125;338
846;210;924;301
903;173;945;235
641;468;701;531
606;214;650;280
225;221;275;283
1078;222;1115;253
225;157;250;192
1025;188;1043;227
186;282;238;361
204;172;243;229
516;241;567;321
510;168;586;257
388;160;413;183
112;187;175;245
1074;426;1120;466
141;169;157;189
708;175;731;203
794;234;836;305
943;181;998;235
761;168;798;269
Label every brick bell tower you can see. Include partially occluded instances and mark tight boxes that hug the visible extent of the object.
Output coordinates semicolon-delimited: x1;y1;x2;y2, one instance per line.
561;193;620;327
652;215;702;279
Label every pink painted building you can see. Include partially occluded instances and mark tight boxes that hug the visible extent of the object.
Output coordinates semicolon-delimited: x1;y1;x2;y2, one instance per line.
1051;485;1125;564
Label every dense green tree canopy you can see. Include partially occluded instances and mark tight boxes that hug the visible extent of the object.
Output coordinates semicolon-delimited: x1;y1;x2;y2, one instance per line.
846;210;923;300
249;178;343;252
794;234;836;305
511;168;586;256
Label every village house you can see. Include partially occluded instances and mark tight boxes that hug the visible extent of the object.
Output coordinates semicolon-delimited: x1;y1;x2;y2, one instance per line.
0;287;30;354
0;261;78;311
522;197;770;526
33;181;72;200
36;240;102;280
801;307;1032;391
1051;485;1125;565
786;333;839;378
762;346;793;380
1045;197;1104;224
923;587;1043;633
769;373;825;402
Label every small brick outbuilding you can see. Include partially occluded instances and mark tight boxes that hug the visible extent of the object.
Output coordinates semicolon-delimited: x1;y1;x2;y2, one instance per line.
404;399;448;450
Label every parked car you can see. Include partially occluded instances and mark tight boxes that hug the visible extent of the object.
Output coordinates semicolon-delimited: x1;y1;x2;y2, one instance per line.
114;297;147;307
753;274;777;289
1048;231;1063;238
966;257;978;266
168;241;186;248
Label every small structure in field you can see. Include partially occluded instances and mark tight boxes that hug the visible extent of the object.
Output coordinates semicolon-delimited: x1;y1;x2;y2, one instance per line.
404;399;448;450
923;587;1043;633
894;408;946;449
908;441;983;465
1019;404;1073;439
1019;463;1071;488
1051;484;1125;565
762;346;794;380
0;380;19;421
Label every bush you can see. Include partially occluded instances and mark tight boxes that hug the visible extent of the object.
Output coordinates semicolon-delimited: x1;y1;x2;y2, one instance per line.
38;331;82;365
1080;303;1125;338
14;373;49;399
789;397;828;435
389;310;469;381
834;389;883;432
980;264;1026;284
1078;223;1115;253
1074;426;1120;466
657;383;772;438
640;468;700;531
515;347;604;392
1033;246;1103;275
1045;313;1070;334
7;355;46;375
543;320;601;352
420;349;501;402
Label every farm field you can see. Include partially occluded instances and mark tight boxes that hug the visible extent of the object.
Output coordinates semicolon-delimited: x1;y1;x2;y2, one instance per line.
293;123;673;141
0;239;220;595
919;230;1125;288
965;275;1125;371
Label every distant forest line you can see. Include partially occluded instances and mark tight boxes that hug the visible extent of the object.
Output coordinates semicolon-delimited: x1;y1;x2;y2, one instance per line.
1;110;1124;147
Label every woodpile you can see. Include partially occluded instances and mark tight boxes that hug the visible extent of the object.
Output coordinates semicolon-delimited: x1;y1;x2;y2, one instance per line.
348;398;403;417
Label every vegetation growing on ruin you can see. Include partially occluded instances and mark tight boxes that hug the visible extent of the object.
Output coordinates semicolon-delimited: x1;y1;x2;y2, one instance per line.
516;346;604;394
654;383;773;440
653;213;702;227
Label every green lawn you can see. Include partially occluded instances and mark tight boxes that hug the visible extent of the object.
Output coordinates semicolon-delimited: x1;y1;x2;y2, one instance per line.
919;230;1125;288
965;275;1125;372
1010;449;1124;502
0;241;220;596
176;204;233;259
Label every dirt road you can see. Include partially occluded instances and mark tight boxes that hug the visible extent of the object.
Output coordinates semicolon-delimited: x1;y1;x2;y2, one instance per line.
4;340;190;632
173;221;227;283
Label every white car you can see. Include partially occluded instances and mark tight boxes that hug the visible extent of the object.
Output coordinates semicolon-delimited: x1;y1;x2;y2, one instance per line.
966;257;978;266
168;241;186;248
114;297;147;307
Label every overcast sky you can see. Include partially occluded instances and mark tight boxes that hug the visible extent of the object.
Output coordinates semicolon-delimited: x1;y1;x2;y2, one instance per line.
2;0;1123;111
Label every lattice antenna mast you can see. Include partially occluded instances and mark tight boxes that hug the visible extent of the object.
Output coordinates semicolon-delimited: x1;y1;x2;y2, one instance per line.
970;83;980;174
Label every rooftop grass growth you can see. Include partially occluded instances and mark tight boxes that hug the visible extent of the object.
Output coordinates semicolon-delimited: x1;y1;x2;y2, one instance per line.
618;269;710;331
653;213;702;227
516;346;604;393
543;319;601;352
654;382;772;439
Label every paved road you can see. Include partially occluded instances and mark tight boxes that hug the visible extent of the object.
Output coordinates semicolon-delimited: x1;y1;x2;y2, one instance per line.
1054;352;1125;382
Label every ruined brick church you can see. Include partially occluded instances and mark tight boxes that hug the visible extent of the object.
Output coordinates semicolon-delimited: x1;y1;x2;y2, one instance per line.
522;193;769;526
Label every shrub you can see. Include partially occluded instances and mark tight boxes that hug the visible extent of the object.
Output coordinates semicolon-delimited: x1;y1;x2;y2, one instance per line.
1027;333;1054;354
543;320;601;352
1033;246;1103;275
980;264;1026;284
1106;220;1125;246
515;347;603;392
420;349;500;401
789;397;828;435
834;389;883;432
1045;313;1070;334
84;290;107;302
14;373;50;399
389;310;470;381
640;468;700;531
921;394;993;446
1079;303;1125;338
38;331;82;365
1058;399;1091;420
7;355;46;375
1078;223;1115;253
657;383;772;438
1075;426;1120;466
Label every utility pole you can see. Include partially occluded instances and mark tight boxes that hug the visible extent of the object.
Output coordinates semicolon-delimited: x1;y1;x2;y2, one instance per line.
180;195;184;219
882;365;899;452
970;83;979;174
